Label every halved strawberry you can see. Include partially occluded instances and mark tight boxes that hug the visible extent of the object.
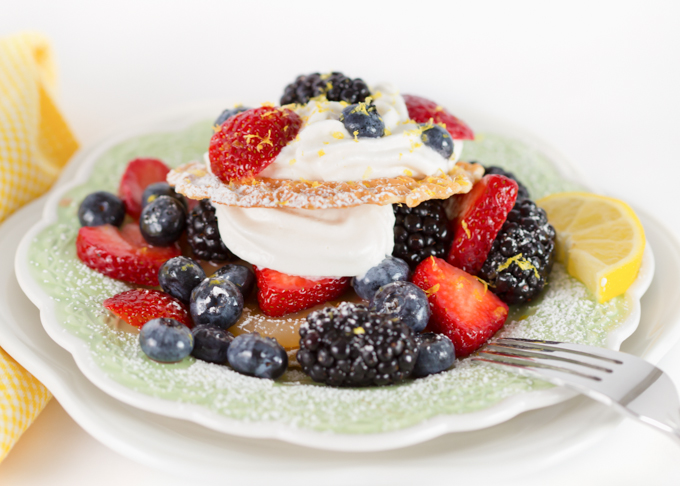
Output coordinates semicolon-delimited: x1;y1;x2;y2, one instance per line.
253;266;350;317
412;257;508;357
76;223;180;286
403;94;474;140
118;158;170;219
103;289;191;328
447;174;518;275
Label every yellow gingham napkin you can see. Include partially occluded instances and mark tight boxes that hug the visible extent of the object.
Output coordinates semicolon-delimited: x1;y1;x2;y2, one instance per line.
0;32;78;461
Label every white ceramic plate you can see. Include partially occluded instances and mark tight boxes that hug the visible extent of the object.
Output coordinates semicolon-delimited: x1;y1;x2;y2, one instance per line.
13;104;655;451
4;198;680;481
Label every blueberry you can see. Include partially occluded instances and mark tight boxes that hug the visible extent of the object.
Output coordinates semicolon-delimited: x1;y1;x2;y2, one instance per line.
352;256;410;301
190;277;244;330
412;333;455;377
139;318;193;363
340;102;385;138
141;182;188;212
159;256;206;304
421;125;454;159
139;195;187;246
370;281;431;332
78;191;126;227
227;333;288;379
214;106;250;128
211;264;256;297
191;324;234;363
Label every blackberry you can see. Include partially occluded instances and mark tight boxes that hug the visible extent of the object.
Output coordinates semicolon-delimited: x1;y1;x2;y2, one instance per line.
187;200;235;261
392;199;451;269
298;303;419;387
478;198;556;305
483;165;531;201
280;72;370;106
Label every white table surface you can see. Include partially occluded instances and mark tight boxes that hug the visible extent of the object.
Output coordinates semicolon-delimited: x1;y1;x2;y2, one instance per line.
2;0;680;484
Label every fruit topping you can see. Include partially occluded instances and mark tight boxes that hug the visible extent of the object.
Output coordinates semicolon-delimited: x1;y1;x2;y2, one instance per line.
139;195;187;246
537;192;645;303
280;72;370;106
340;102;385;139
482;165;530;201
189;277;244;330
412;333;455;378
297;302;419;387
227;333;288;379
421;124;454;159
118;158;170;219
369;281;431;332
191;324;234;364
412;257;509;358
352;256;410;301
213;106;250;129
78;191;126;227
403;94;474;140
141;182;188;212
103;288;192;328
211;264;256;297
393;199;451;269
253;267;350;318
479;199;556;305
158;256;206;304
76;223;180;286
186;200;235;261
209;106;302;182
139;318;193;363
447;174;518;275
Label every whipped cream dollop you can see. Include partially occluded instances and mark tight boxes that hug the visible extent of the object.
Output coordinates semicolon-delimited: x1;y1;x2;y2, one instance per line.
213;203;395;277
258;82;464;181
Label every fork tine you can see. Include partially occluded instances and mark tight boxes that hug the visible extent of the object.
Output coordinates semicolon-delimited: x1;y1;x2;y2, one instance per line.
484;343;616;373
495;338;625;364
475;350;606;381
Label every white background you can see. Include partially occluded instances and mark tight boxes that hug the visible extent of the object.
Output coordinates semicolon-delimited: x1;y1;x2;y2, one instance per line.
1;0;680;484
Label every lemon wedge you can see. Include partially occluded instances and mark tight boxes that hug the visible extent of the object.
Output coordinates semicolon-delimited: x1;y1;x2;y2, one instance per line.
536;192;645;303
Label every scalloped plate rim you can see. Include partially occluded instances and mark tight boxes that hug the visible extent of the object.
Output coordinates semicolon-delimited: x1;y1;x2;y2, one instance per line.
13;102;655;452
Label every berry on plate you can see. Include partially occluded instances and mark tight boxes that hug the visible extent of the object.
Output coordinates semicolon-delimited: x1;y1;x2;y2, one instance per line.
420;124;454;159
139;318;193;363
297;302;419;387
447;174;518;275
78;191;126;228
209;106;302;183
159;256;206;304
76;223;180;286
412;257;509;358
103;288;191;328
412;333;455;378
141;182;188;212
211;264;256;297
351;255;410;301
190;277;244;330
227;333;288;380
191;324;234;364
139;195;187;246
403;94;474;140
393;199;451;269
117;158;170;219
340;102;385;139
369;281;431;333
253;266;350;318
187;200;235;261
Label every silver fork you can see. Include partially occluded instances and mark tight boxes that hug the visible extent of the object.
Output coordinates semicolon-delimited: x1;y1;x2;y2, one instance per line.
473;338;680;444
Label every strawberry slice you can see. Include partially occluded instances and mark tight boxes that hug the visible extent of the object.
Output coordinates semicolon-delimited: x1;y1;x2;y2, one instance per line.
447;174;518;275
76;223;180;286
412;257;508;357
403;94;474;140
253;266;350;317
103;289;191;328
118;158;170;219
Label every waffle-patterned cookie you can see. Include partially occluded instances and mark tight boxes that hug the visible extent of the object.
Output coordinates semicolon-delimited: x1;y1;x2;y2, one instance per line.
168;161;483;210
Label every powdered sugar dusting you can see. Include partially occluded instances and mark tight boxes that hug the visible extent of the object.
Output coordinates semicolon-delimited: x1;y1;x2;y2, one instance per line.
27;123;631;434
